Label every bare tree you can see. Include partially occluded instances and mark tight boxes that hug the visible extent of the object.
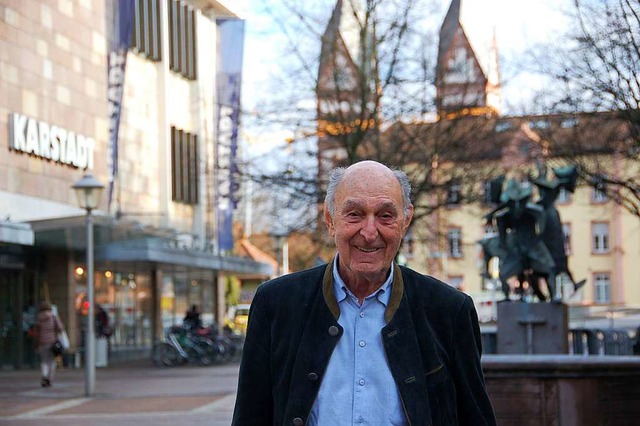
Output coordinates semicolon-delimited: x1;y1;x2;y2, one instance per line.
527;0;640;216
239;0;503;248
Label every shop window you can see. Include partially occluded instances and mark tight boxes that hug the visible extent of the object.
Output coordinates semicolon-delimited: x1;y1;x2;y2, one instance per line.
132;0;162;61
447;228;463;258
171;126;199;205
592;222;610;254
593;272;611;304
168;0;197;80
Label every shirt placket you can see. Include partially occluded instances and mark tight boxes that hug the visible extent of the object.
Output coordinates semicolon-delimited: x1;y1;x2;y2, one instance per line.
352;299;368;424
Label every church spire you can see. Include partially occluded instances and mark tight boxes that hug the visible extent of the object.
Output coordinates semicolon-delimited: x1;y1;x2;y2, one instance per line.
435;0;501;118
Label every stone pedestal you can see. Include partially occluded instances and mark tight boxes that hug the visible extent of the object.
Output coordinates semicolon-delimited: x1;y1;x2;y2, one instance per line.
497;301;568;354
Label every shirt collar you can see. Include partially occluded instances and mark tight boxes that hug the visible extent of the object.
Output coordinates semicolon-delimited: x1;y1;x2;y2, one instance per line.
332;254;394;306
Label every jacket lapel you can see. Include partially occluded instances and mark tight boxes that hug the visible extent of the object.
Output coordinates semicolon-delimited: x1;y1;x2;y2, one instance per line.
382;266;441;425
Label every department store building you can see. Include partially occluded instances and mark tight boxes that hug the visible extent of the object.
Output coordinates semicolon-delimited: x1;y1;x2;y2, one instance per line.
0;0;271;369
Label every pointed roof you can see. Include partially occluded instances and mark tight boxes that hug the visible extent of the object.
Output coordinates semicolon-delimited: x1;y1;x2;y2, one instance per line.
437;0;461;72
437;0;499;87
237;238;277;277
320;0;364;67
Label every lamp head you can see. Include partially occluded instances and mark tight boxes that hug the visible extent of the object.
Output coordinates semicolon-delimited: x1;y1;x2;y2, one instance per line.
72;174;105;211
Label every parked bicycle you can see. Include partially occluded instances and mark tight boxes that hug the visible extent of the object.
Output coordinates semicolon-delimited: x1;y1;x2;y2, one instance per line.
152;325;224;367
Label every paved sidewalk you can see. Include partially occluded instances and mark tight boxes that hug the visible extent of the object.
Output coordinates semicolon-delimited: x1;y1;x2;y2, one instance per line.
0;359;239;425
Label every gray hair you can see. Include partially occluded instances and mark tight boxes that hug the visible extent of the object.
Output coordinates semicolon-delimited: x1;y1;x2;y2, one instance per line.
324;165;412;218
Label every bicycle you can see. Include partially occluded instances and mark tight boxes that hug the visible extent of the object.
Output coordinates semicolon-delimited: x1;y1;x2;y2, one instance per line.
152;325;224;367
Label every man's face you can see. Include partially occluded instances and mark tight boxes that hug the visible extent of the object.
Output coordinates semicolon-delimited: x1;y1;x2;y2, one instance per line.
325;163;413;286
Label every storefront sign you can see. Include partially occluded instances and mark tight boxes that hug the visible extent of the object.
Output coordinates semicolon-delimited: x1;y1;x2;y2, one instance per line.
8;113;95;169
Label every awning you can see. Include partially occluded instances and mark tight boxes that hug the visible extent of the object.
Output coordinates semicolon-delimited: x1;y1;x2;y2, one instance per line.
27;214;273;276
0;221;34;246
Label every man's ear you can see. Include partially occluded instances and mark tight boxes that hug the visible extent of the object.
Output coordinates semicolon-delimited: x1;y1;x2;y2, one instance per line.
403;204;414;233
324;205;335;237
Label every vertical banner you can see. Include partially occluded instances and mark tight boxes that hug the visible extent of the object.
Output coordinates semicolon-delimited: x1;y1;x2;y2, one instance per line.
215;19;245;252
107;0;135;213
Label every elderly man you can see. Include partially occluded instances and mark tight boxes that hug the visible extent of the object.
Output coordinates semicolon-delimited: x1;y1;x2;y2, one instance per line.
232;161;496;426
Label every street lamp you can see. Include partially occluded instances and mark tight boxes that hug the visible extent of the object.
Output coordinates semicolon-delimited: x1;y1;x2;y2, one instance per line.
72;174;104;396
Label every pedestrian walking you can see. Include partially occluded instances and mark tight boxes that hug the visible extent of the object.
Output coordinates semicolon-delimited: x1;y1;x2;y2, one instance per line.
33;301;65;387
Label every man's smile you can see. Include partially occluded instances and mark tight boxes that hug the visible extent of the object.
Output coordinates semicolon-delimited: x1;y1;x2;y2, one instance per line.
355;246;381;253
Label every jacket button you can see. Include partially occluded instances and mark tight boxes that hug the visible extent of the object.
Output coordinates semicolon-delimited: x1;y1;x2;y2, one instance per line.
308;372;318;381
328;326;339;336
293;417;304;425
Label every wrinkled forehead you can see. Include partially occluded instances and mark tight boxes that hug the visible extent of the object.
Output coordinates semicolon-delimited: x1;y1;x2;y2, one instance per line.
337;167;403;203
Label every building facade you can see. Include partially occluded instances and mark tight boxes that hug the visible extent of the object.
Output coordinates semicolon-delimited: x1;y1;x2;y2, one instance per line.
0;0;271;369
316;0;640;314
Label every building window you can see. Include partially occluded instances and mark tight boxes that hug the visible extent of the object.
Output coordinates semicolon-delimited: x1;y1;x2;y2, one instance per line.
592;222;610;254
592;186;608;203
591;174;608;203
593;272;611;303
171;126;199;204
561;117;578;128
168;0;197;80
482;180;493;205
529;119;550;129
495;121;511;132
446;181;461;206
447;228;463;258
447;275;463;290
557;187;571;204
132;0;162;61
562;223;572;255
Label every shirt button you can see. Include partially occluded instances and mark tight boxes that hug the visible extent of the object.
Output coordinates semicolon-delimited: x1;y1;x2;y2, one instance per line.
359;312;365;318
359;340;366;347
357;416;364;423
358;378;365;386
328;326;339;336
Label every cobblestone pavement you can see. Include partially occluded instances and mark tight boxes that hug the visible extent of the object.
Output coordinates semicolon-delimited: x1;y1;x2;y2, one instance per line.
0;359;239;426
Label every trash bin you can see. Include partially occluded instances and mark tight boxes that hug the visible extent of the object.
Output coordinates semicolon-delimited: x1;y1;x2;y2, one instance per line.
96;337;108;367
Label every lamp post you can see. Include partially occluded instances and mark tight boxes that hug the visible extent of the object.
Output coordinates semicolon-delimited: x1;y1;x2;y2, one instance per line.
72;174;104;396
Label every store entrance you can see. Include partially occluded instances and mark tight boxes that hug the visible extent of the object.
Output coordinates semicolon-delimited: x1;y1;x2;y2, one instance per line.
0;268;38;370
0;269;21;369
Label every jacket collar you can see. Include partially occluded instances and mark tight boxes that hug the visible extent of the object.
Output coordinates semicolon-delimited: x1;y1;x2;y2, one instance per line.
322;259;403;324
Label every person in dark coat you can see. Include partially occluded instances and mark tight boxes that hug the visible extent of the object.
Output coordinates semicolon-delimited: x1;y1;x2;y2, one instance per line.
183;304;202;330
232;161;496;425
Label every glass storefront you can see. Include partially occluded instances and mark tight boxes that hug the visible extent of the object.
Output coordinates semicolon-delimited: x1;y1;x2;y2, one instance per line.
160;269;216;333
75;266;154;355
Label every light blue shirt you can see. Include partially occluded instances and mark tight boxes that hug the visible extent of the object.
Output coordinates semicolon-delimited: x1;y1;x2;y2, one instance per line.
308;258;407;425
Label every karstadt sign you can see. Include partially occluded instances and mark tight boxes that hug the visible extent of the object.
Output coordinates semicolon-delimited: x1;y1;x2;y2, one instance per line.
8;113;96;169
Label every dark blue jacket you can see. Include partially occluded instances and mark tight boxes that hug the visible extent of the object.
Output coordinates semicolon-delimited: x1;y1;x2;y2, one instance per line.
232;262;496;426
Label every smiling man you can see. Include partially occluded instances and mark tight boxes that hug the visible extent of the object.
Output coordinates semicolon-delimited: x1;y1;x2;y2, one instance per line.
232;161;496;426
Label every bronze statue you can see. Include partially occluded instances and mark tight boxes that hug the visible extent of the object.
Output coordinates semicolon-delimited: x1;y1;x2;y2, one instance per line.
481;165;586;302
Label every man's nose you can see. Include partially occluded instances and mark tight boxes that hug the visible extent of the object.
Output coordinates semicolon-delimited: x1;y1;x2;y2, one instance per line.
359;216;378;241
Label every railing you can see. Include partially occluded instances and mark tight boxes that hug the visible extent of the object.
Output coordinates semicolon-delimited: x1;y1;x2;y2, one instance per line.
482;328;639;355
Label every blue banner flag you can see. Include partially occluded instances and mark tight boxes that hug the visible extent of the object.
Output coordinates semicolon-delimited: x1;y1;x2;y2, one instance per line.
107;0;135;212
215;19;245;252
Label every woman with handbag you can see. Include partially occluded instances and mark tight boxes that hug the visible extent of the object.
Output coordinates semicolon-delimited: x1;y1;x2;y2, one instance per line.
34;301;65;387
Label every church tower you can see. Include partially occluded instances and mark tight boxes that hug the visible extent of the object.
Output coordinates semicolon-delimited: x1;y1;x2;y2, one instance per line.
435;0;501;118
